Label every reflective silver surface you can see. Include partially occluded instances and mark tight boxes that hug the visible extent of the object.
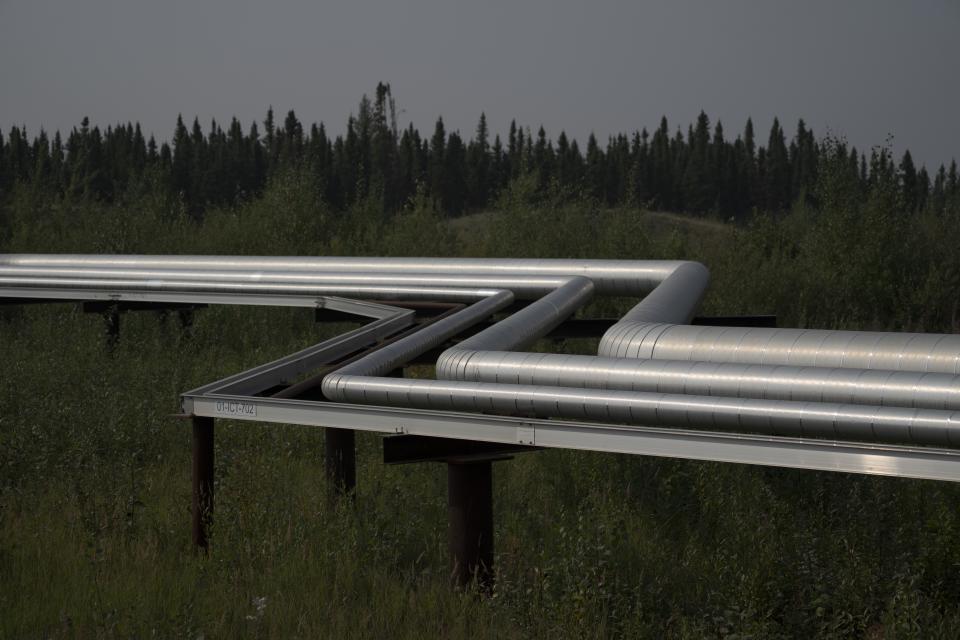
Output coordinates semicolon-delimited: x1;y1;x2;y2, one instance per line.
598;323;960;374
331;290;514;378
327;277;592;391
183;394;960;483
321;376;960;447
6;252;960;455
0;275;504;301
0;266;571;299
0;255;693;295
447;352;960;411
618;260;710;324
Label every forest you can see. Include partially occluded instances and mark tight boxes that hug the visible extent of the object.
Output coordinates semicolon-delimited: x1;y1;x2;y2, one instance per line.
2;83;958;222
3;85;960;638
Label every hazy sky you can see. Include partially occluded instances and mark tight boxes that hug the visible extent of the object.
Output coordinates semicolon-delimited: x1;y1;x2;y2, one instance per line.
1;0;957;168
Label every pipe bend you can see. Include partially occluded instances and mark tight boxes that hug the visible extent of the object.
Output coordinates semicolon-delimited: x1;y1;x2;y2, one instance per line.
598;260;710;356
435;276;595;380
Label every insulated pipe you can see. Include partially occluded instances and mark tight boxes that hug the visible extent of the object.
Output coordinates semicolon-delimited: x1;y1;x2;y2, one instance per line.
0;276;505;302
617;261;710;324
431;262;706;393
315;260;960;446
446;352;960;411
0;255;694;296
323;278;593;397
598;323;960;375
322;377;960;447
435;277;595;382
331;290;515;378
0;266;573;300
12;253;960;447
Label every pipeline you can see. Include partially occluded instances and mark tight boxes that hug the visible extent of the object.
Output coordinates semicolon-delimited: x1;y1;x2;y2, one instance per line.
443;352;960;411
325;376;960;447
324;277;593;397
5;253;960;448
0;266;572;300
598;322;960;375
0;255;688;296
0;275;506;302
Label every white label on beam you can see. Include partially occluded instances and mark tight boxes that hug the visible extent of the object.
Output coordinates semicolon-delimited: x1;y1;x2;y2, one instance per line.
214;400;258;417
517;424;536;445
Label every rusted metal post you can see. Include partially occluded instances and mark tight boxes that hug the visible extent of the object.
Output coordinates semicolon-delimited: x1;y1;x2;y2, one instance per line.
325;427;356;502
447;460;494;591
192;416;215;551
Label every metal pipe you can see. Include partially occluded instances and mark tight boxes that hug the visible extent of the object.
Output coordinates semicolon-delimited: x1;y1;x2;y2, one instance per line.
326;278;593;396
329;290;515;379
446;352;960;411
0;276;504;302
434;277;595;381
10;253;960;448
618;260;710;324
0;255;694;296
324;377;960;447
0;266;572;300
598;323;960;375
320;274;960;447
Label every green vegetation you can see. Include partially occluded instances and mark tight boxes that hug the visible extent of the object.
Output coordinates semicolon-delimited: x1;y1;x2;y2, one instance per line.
3;83;958;223
3;102;960;637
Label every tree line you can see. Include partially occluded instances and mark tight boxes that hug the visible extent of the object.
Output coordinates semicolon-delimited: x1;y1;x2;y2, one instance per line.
1;82;957;218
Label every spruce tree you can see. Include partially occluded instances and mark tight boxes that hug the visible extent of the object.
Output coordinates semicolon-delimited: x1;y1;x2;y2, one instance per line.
429;117;446;207
585;133;604;202
762;118;790;210
899;150;918;212
466;113;490;208
442;131;467;215
490;134;505;197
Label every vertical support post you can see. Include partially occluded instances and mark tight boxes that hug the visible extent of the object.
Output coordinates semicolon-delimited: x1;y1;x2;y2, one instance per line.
447;460;494;591
104;305;120;347
325;427;356;502
192;415;215;551
178;308;195;333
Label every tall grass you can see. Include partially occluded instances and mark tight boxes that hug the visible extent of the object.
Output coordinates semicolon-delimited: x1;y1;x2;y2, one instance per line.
2;168;960;637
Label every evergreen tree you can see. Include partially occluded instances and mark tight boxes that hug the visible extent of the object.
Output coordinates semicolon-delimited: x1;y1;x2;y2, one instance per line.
681;111;712;212
466;113;490;209
442;131;467;215
650;117;672;209
429;117;446;208
763;117;790;210
490;134;505;196
916;165;930;212
507;120;519;179
585;133;604;202
371;83;398;209
0;84;947;222
263;107;277;168
899;150;918;213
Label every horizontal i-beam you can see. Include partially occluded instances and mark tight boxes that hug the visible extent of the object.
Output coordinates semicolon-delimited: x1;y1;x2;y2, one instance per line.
181;395;960;483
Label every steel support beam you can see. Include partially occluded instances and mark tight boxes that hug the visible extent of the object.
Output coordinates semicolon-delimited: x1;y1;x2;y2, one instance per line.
383;434;539;464
325;427;356;501
182;395;960;483
82;300;207;313
448;460;494;591
192;416;215;551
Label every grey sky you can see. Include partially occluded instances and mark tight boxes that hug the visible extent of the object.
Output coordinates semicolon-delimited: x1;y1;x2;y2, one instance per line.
1;0;957;168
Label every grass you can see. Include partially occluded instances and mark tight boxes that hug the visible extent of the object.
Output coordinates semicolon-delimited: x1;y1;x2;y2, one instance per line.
3;173;960;637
